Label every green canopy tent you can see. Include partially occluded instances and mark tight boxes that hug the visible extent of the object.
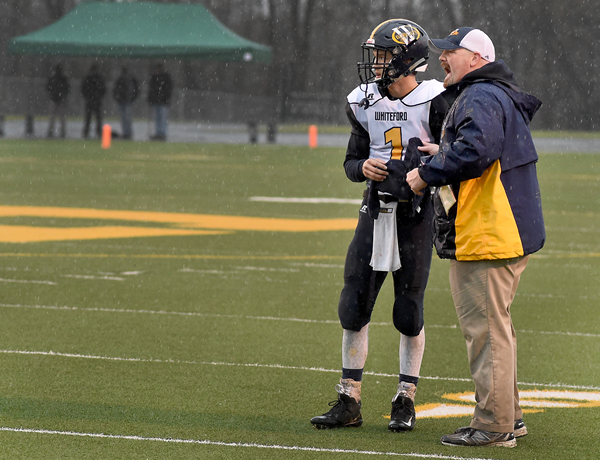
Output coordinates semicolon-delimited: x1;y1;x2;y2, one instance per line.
5;1;273;139
7;1;272;62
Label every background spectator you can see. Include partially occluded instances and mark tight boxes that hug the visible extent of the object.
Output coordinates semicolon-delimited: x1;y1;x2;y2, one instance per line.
81;64;106;139
46;64;70;138
113;66;139;140
148;63;173;141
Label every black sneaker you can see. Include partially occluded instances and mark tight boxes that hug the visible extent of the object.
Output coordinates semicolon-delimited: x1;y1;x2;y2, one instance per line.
388;382;416;432
311;380;363;431
454;419;527;438
441;428;516;447
513;419;528;437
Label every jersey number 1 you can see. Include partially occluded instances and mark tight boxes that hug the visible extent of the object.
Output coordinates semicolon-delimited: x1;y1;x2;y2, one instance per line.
385;127;403;160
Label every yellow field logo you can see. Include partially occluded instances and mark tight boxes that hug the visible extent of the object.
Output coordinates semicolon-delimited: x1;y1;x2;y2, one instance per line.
0;205;357;243
409;390;600;420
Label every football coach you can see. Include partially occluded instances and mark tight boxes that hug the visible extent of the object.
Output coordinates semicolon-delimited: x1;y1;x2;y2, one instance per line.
407;27;545;448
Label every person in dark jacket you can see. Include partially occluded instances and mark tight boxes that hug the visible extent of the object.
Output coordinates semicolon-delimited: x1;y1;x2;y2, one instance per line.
113;66;139;140
407;27;545;448
46;64;70;138
81;64;106;139
147;63;173;141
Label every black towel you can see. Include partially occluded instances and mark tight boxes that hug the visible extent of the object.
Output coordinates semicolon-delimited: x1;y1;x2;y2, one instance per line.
367;137;425;219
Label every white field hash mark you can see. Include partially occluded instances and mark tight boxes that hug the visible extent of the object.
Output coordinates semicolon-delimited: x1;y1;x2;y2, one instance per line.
62;274;126;281
2;348;600;391
0;278;57;285
249;196;363;205
2;302;600;338
0;427;502;460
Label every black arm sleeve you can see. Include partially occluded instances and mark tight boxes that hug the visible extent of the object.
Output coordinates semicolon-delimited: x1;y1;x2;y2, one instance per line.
343;102;371;182
428;93;450;144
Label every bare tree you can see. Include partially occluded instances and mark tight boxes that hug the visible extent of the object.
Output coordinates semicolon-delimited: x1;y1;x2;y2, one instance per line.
0;0;598;129
42;0;73;20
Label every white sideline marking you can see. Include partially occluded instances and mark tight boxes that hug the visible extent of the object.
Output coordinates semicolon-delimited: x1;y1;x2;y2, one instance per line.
0;303;341;324
518;328;600;338
62;274;126;281
290;262;344;268
2;348;599;391
0;278;57;285
0;427;494;459
180;266;301;273
2;303;599;338
250;196;363;205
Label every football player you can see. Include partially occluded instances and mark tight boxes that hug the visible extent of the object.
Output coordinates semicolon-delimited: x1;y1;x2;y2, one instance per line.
310;19;449;432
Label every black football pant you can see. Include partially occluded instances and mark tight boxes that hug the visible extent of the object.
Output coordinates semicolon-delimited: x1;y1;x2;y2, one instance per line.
338;197;433;336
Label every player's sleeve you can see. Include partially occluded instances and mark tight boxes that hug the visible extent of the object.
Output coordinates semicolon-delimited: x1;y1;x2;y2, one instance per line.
428;93;450;144
343;102;370;183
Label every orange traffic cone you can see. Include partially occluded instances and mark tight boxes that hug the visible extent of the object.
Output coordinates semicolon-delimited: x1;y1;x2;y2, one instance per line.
308;124;318;148
101;124;111;149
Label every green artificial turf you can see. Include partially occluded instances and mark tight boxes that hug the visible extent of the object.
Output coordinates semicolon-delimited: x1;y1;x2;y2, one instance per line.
0;139;599;459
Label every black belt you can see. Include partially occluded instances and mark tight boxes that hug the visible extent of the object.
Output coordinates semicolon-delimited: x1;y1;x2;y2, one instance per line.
363;190;408;203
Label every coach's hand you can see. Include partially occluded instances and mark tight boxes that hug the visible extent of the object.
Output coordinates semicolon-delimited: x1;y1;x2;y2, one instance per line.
407;168;427;196
417;141;439;156
363;159;389;182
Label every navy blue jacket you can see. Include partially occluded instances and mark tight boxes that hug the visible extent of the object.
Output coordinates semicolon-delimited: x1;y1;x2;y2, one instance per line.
419;60;546;260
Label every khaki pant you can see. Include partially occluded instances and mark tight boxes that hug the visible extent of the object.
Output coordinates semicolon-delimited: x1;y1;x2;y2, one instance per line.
450;256;529;433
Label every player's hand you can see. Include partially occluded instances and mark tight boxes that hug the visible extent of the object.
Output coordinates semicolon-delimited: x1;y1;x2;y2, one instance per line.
407;168;427;196
418;141;439;155
363;159;388;182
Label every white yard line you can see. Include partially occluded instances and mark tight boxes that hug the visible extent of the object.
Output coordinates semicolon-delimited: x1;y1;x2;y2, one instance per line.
249;196;363;205
2;348;599;391
0;426;501;460
61;274;125;281
0;278;57;285
2;302;599;338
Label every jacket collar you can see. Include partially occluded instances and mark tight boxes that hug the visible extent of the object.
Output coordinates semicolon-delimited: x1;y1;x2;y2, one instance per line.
445;60;542;123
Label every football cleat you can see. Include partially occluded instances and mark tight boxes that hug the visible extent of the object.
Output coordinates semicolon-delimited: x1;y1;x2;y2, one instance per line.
388;381;417;432
513;419;528;438
310;379;362;429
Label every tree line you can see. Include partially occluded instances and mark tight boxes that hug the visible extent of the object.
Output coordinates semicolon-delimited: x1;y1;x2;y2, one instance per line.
0;0;597;130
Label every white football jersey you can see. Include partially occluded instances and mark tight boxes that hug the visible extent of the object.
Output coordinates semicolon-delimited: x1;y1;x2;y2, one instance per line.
347;80;445;162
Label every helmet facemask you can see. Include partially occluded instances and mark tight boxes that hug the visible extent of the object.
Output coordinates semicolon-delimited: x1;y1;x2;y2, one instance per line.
358;21;430;91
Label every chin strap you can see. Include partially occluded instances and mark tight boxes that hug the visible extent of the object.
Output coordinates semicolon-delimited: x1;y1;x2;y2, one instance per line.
357;80;385;109
401;57;429;78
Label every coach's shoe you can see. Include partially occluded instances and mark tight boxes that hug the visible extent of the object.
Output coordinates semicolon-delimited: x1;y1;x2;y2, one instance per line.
513;419;528;437
388;381;417;432
454;419;528;438
310;378;362;429
441;428;516;447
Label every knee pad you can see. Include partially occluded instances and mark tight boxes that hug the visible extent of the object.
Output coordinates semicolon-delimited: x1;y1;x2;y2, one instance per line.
396;321;423;337
339;307;368;331
393;308;423;337
338;280;374;331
